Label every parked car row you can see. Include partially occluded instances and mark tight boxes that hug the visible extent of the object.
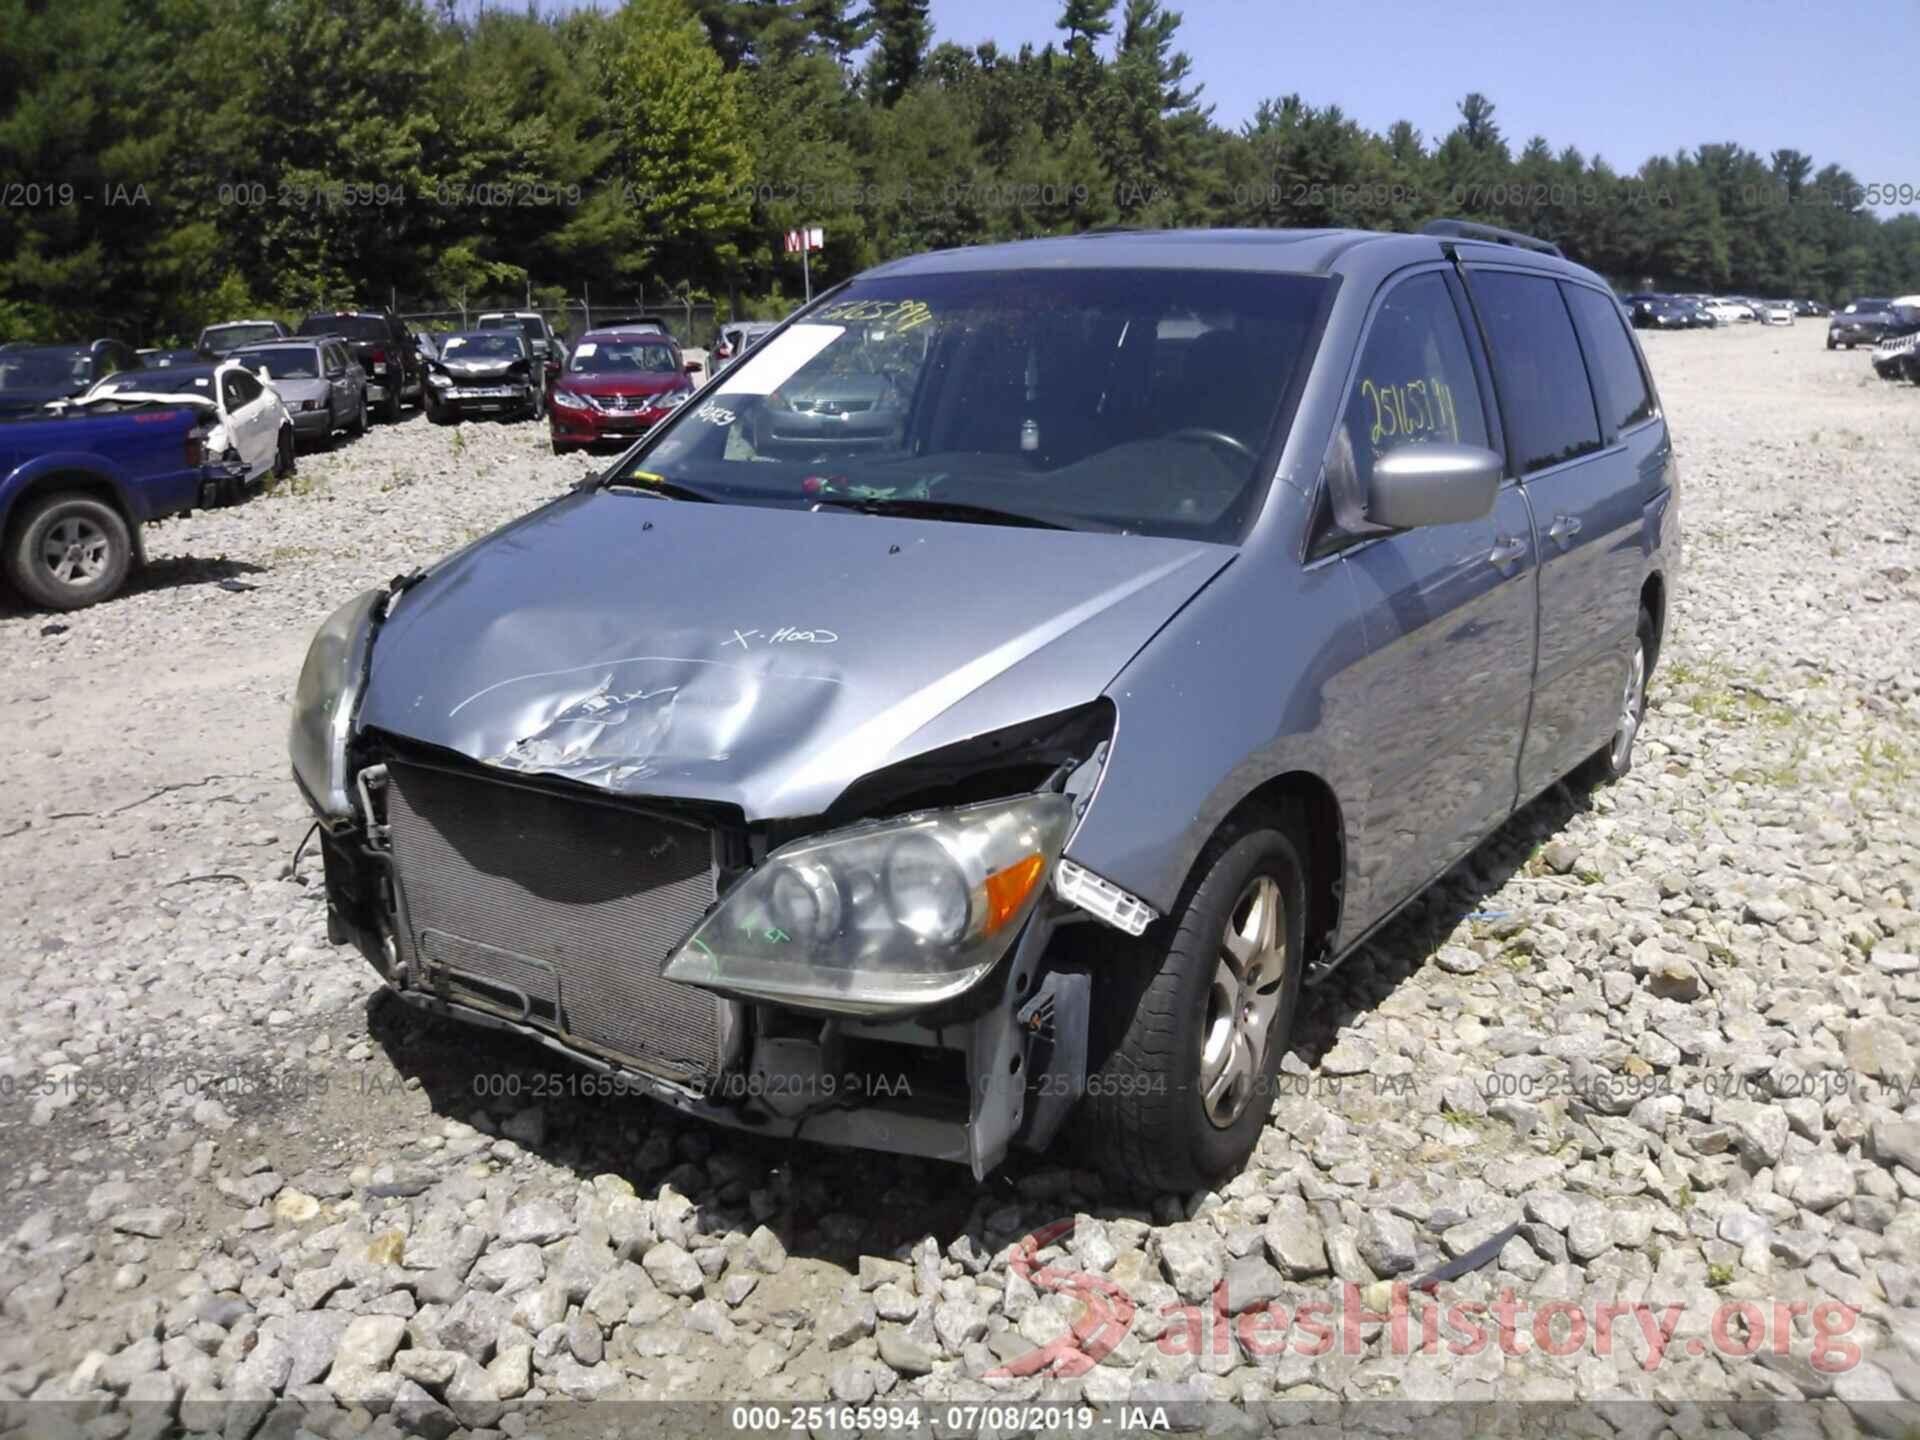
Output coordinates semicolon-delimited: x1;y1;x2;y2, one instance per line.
1619;292;1823;331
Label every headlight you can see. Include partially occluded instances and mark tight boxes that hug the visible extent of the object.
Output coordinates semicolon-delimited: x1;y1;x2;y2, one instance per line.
662;793;1074;1015
428;372;451;388
550;389;591;411
289;590;380;820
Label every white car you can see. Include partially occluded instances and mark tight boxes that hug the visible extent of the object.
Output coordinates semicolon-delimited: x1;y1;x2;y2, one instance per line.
1703;298;1751;325
78;359;293;485
1762;300;1796;326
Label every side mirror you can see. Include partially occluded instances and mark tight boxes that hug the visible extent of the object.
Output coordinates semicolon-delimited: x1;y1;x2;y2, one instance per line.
256;366;272;382
1366;443;1502;529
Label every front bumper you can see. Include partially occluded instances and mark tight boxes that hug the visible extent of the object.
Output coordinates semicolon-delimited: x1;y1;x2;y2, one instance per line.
291;409;334;437
550;403;674;444
436;384;534;413
309;759;1088;1177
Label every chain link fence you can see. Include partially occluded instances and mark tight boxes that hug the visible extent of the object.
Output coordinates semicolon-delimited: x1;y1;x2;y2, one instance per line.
395;297;720;349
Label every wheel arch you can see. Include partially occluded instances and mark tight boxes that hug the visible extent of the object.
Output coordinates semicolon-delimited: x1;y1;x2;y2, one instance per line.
1186;768;1347;973
2;468;134;548
1640;570;1667;672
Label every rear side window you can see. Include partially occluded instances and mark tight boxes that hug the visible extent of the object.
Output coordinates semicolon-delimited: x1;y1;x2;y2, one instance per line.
1338;272;1489;495
1469;270;1602;474
1563;284;1655;436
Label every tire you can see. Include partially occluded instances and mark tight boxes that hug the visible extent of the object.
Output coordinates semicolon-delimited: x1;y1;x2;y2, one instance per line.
1826;337;1836;350
274;427;296;480
430;399;457;426
1080;822;1308;1194
5;492;134;611
351;393;369;437
551;439;572;456
381;383;401;424
1582;606;1654;786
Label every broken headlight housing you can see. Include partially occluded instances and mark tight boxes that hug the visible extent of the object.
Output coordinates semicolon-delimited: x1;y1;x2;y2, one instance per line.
288;589;380;820
663;793;1073;1015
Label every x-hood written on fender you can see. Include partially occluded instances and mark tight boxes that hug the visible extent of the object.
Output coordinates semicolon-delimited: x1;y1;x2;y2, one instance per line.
356;493;1234;819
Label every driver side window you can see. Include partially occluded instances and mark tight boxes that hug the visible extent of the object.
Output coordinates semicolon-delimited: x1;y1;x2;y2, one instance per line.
1340;273;1488;495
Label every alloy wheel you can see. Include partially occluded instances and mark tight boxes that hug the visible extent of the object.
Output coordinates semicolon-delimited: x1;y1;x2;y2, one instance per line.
1198;874;1289;1128
1610;639;1647;771
43;516;110;586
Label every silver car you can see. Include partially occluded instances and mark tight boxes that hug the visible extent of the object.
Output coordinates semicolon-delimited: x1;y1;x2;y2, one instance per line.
291;221;1679;1190
230;339;369;447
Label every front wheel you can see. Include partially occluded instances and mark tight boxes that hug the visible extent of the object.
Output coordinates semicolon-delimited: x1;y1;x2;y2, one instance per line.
1080;824;1307;1194
274;427;296;480
381;384;402;424
5;492;134;611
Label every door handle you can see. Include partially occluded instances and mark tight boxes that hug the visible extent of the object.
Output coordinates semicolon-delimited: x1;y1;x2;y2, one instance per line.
1548;514;1583;547
1488;535;1529;570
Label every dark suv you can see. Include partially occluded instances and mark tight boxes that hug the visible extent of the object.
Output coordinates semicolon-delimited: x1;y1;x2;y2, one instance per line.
292;220;1678;1191
1828;298;1895;350
295;309;422;422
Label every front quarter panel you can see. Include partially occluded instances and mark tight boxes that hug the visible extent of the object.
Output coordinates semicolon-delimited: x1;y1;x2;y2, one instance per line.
1064;482;1370;916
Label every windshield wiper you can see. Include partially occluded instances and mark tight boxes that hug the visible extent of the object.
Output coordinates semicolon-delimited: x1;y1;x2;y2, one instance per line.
591;469;714;503
810;495;1068;530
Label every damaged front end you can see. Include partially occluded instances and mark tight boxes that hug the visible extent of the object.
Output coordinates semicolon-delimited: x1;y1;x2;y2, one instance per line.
297;583;1131;1174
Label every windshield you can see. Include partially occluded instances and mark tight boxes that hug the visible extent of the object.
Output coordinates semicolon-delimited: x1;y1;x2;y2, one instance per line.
1845;299;1889;314
0;347;92;391
615;269;1330;541
299;314;388;340
204;323;280;350
237;345;320;378
441;333;522;360
570;339;678;375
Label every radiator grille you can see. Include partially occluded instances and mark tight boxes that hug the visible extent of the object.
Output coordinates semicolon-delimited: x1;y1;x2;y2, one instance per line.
384;760;724;1080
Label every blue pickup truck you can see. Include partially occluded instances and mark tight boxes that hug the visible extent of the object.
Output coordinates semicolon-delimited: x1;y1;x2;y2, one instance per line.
1;402;239;610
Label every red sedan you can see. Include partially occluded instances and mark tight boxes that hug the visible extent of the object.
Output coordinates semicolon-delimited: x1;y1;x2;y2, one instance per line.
548;328;700;454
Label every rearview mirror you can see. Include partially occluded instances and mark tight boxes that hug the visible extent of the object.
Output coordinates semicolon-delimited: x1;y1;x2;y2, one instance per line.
1366;443;1502;529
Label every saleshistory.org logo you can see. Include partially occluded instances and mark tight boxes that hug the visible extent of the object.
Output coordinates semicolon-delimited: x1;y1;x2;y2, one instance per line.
985;1219;1864;1378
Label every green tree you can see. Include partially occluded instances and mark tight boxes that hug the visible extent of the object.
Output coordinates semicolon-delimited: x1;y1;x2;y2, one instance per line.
591;0;754;286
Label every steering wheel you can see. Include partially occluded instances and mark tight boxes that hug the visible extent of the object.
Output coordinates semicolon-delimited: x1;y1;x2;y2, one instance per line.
1167;427;1256;463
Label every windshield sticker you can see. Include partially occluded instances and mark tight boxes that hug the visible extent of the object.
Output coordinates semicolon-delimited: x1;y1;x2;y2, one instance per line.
691;401;736;426
1360;376;1461;450
813;298;934;333
573;341;597;357
716;324;844;396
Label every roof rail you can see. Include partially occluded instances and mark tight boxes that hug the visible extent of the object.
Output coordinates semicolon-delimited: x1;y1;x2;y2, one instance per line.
1421;219;1563;258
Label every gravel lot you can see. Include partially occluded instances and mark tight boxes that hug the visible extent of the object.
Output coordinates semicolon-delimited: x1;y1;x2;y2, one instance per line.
2;329;1918;1435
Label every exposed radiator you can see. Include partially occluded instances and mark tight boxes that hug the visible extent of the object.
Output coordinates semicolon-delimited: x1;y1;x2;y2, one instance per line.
383;760;725;1081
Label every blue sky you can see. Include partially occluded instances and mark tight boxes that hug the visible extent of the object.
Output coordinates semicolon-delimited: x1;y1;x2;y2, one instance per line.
925;0;1912;212
545;0;1917;216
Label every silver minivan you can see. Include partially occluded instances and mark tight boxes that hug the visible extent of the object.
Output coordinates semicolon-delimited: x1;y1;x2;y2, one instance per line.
291;221;1679;1190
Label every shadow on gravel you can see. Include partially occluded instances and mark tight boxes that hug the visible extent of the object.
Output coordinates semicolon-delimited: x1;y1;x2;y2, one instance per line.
0;555;274;618
358;773;1602;1265
1290;774;1599;1065
126;554;272;596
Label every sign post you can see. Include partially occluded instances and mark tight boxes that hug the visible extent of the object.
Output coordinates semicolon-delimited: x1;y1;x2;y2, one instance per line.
784;226;824;303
